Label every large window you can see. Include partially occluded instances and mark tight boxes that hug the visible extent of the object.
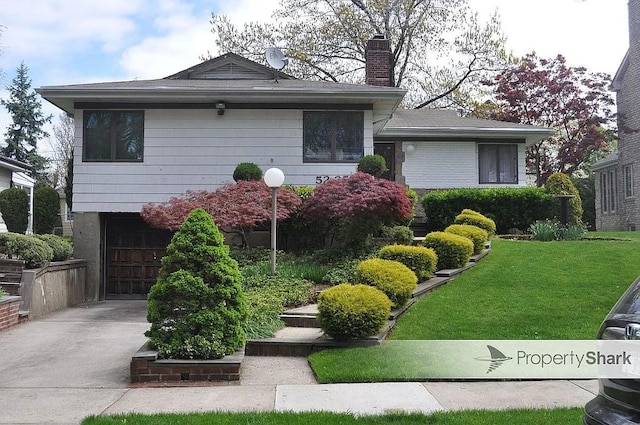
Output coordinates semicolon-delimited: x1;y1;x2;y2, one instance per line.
478;144;518;184
83;111;144;162
303;111;364;162
601;169;618;213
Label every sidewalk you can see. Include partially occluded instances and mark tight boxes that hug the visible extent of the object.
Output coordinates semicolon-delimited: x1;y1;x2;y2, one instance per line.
0;301;595;424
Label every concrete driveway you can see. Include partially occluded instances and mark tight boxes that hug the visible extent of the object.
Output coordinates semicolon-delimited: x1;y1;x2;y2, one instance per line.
0;300;149;425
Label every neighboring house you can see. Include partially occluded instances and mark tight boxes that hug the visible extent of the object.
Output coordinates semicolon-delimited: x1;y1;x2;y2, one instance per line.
57;188;72;237
37;36;552;301
0;156;34;234
593;1;640;231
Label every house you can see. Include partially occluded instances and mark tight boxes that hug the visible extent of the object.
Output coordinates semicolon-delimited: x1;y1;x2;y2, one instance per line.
57;188;72;237
0;156;34;234
36;36;552;301
593;1;640;231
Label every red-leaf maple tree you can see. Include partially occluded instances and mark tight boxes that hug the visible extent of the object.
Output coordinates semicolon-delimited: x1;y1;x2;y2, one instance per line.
141;180;302;248
302;172;413;247
482;53;616;186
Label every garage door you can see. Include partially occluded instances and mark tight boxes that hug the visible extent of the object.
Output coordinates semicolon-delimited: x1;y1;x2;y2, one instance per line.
105;214;173;299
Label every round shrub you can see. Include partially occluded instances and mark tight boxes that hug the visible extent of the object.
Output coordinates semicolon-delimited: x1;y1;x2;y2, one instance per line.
354;258;417;307
444;224;488;254
454;211;496;235
232;162;263;182
422;231;474;270
317;284;392;340
378;244;437;281
357;154;387;177
545;172;583;225
0;187;28;233
0;233;54;269
380;225;414;245
34;186;62;234
36;234;73;261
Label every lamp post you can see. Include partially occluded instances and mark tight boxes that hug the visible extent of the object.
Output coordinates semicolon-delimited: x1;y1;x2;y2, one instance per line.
264;168;285;276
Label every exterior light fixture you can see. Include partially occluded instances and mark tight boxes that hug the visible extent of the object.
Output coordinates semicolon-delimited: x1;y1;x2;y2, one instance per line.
264;167;285;276
216;101;226;116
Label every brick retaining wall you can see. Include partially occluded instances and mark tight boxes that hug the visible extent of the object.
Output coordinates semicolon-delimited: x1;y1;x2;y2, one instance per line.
0;296;20;332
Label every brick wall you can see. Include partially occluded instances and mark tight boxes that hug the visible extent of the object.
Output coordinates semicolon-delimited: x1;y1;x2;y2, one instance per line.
0;296;20;332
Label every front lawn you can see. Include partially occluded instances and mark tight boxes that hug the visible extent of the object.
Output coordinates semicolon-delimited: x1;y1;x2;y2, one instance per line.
82;408;583;424
310;232;640;382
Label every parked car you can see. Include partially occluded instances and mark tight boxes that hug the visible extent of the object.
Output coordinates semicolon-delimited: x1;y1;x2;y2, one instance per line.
583;276;640;424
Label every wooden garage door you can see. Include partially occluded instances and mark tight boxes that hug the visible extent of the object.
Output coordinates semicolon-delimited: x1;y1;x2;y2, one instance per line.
105;215;173;298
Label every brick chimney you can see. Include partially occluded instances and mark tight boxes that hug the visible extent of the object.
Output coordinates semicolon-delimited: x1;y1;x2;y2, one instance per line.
365;35;393;87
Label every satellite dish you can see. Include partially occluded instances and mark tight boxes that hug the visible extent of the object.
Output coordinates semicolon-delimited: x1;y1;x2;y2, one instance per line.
265;47;288;70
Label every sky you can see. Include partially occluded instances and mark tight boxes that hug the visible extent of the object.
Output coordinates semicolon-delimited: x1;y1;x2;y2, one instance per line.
0;0;631;158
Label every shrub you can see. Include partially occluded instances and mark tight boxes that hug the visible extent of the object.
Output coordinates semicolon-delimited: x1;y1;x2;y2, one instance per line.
545;172;583;225
146;208;247;359
36;234;73;261
454;211;496;235
322;259;359;285
529;220;559;241
378;244;437;281
243;275;314;307
0;233;53;268
380;225;414;245
422;231;474;270
421;188;555;233
0;188;28;233
444;224;488;254
34;186;62;234
317;284;392;340
357;154;387;177
232;162;262;182
559;223;587;241
354;258;417;307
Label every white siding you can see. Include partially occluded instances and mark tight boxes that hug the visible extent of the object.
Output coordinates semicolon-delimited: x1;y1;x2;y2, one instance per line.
402;141;527;190
73;109;373;212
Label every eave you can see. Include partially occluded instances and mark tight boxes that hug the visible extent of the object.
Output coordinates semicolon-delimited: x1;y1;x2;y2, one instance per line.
375;126;556;146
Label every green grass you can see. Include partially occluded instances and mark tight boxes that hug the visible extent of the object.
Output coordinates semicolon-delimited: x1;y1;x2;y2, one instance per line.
82;408;583;424
310;232;640;382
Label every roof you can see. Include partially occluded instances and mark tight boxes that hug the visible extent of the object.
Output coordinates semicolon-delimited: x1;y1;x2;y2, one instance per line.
591;151;619;171
36;53;406;134
611;50;629;91
0;155;32;173
376;109;555;145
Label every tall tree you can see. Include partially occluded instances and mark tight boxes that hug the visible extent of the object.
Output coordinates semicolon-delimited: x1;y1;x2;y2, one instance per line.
480;53;615;186
50;113;74;209
1;62;51;184
207;0;511;109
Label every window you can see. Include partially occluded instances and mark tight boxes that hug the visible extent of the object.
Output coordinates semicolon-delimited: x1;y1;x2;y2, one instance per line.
83;111;144;161
303;111;364;162
609;170;617;212
478;144;518;184
601;169;618;213
625;165;634;197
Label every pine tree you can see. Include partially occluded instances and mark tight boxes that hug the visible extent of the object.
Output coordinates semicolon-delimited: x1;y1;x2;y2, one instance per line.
1;62;51;183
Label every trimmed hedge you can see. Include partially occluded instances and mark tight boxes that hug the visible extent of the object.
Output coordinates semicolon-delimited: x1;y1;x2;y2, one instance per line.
378;244;437;281
422;231;474;270
357;154;387;177
0;233;54;268
444;224;488;254
421;188;555;234
36;234;73;261
354;258;417;307
34;186;62;234
454;211;496;235
233;162;262;182
317;284;392;340
0;188;29;234
380;225;414;245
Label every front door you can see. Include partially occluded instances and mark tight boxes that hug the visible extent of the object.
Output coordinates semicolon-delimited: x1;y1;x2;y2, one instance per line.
104;214;173;299
374;143;395;180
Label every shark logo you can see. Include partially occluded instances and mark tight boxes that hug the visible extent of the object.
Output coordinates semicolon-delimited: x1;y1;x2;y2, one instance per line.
474;345;513;374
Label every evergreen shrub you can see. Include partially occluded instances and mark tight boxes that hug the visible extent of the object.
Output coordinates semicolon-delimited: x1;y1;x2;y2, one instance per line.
354;258;417;307
232;162;263;182
357;154;387;177
36;234;72;261
444;224;488;254
34;186;62;234
317;284;392;340
378;244;437;281
146;208;247;359
380;225;414;245
422;231;474;270
0;188;28;233
545;172;583;224
454;211;496;235
0;233;53;268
